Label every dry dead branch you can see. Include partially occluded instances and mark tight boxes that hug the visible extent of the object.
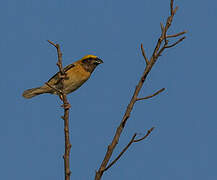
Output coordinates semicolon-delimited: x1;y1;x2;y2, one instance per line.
95;1;186;179
47;40;72;180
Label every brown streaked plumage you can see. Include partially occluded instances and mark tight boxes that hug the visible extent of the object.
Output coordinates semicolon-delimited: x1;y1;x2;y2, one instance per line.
22;55;103;99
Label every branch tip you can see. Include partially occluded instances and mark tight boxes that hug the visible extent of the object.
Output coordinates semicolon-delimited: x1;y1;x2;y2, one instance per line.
47;40;57;47
136;88;165;101
170;0;174;15
165;36;186;48
134;127;155;142
166;31;187;38
174;6;178;14
141;43;149;64
160;22;164;32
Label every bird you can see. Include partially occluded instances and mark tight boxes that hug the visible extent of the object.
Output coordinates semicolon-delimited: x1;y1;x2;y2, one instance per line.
22;55;103;99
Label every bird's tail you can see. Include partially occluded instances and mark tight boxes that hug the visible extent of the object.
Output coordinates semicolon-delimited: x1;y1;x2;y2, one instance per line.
22;86;49;99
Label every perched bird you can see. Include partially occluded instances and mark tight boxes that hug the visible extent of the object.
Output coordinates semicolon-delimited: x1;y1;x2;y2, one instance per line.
22;55;103;99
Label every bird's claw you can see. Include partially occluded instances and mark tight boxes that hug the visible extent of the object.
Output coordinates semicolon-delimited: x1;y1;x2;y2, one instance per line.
61;103;71;110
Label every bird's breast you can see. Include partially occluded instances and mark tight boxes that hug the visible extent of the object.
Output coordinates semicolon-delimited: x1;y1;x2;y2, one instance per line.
64;64;91;93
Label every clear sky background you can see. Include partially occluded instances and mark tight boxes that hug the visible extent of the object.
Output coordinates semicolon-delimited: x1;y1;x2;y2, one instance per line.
1;0;217;180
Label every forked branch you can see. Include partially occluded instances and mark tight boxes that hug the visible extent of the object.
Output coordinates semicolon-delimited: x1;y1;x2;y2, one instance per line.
95;1;186;180
104;127;155;171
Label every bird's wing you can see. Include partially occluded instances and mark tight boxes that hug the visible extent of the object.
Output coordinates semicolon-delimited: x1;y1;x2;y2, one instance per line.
47;63;75;84
63;63;75;72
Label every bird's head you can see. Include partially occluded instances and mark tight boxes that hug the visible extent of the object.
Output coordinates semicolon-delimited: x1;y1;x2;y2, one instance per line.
80;55;103;73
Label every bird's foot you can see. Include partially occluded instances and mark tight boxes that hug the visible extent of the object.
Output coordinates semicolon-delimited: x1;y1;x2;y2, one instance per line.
61;103;71;110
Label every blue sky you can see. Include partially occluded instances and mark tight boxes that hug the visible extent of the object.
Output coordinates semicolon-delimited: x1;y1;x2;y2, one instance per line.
1;0;217;179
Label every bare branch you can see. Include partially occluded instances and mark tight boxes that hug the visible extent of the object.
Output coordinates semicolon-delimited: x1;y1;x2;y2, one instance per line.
141;43;149;65
165;36;186;48
103;134;137;171
134;127;155;142
104;127;154;171
47;40;57;48
173;6;178;15
136;88;165;101
160;22;164;33
47;40;65;75
166;31;187;38
170;0;178;15
170;0;174;15
95;1;186;179
48;40;71;180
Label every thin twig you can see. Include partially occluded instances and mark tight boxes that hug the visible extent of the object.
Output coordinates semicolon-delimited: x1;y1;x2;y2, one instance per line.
173;6;178;15
170;0;174;15
166;31;187;38
104;127;154;171
160;22;164;33
47;40;57;47
136;88;165;101
48;40;71;180
134;127;155;142
141;44;149;65
47;40;65;75
165;36;186;48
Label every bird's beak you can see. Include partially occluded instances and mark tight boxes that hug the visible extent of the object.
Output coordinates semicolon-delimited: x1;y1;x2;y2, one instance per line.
96;58;104;64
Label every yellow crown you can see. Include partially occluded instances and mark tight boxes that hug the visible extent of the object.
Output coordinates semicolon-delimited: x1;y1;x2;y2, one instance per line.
81;55;98;60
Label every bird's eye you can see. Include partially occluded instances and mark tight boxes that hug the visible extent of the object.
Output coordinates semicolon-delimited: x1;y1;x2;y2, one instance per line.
83;58;95;64
82;59;88;63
